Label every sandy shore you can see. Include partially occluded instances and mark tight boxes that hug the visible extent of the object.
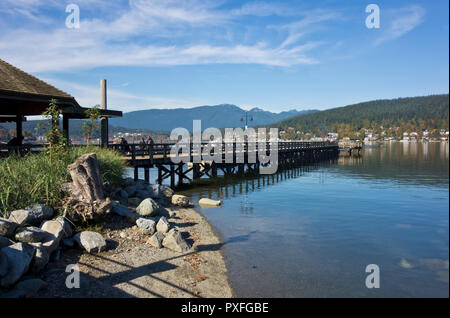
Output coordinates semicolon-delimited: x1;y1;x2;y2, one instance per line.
36;206;234;298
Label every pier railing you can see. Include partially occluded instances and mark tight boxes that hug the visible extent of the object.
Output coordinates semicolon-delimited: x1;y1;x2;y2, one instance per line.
108;141;338;164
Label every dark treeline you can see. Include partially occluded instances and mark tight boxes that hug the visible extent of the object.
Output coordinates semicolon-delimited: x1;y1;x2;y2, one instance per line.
275;94;449;139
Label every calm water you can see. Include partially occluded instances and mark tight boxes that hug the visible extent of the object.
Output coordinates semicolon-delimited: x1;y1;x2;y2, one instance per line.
127;142;449;297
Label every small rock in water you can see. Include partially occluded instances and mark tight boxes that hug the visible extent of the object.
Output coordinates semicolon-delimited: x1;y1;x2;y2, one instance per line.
156;216;170;233
199;198;222;207
73;231;107;254
136;218;156;235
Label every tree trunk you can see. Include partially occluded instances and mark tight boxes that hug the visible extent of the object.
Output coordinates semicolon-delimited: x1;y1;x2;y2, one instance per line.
67;153;104;203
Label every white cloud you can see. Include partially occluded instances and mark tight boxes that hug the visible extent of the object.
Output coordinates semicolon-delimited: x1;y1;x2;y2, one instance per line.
42;78;209;112
0;0;328;72
375;5;425;45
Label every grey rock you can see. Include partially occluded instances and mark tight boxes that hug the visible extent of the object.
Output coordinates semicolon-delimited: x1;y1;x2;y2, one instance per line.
73;231;107;253
55;216;73;238
136;190;151;199
162;230;191;253
147;232;165;248
149;184;174;199
123;178;135;187
0;217;18;238
156;216;170;233
136;198;160;217
111;202;140;221
29;242;50;273
119;189;129;199
0;242;36;287
127;197;142;207
198;198;222;207
124;185;137;197
0;236;14;249
40;220;65;254
15;226;49;243
8;204;53;226
136;218;156;235
171;194;190;207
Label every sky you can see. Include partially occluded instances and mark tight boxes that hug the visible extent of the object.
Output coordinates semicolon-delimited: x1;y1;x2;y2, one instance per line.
0;0;448;113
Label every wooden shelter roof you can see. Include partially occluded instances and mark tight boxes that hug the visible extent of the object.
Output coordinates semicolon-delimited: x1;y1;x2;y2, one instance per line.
0;59;122;118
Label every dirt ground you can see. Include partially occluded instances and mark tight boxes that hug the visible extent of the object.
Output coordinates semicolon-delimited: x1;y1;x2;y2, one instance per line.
36;207;234;298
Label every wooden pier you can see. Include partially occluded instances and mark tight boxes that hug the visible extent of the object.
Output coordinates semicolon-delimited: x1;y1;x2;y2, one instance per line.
109;141;339;188
338;140;363;156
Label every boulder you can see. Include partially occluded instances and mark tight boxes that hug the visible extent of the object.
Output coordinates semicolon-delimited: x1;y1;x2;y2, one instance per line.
147;232;165;248
136;190;151;199
0;236;14;249
162;230;191;253
199;198;222;207
149;184;174;199
156;216;170;234
123;178;135;187
0;217;18;238
73;231;107;254
136;218;156;235
55;216;73;238
0;242;36;287
29;243;50;273
40;220;65;254
136;198;160;217
127;197;142;207
8;204;53;226
119;189;129;199
15;226;49;243
124;185;137;197
111;202;139;221
171;194;190;207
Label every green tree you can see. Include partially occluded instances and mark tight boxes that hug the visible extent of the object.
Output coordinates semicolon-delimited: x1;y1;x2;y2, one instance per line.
82;105;101;145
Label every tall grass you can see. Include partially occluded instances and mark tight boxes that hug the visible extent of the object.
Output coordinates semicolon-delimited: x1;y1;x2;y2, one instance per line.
0;146;126;217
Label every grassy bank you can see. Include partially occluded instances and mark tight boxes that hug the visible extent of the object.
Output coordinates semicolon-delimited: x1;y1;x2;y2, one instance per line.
0;146;126;217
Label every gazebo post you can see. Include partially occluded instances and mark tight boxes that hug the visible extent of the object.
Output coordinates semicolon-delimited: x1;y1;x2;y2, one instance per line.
62;114;69;140
15;114;23;146
100;79;108;147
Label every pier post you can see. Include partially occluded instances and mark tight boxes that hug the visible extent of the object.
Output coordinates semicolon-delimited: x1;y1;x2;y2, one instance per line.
144;167;149;184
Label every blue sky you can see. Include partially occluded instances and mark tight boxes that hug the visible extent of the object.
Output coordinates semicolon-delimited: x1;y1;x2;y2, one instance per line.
0;0;448;113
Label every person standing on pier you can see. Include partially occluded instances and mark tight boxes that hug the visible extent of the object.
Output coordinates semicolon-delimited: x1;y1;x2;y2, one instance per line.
146;135;154;156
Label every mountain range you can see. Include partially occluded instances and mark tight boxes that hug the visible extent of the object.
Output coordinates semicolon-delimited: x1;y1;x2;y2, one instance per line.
109;104;316;131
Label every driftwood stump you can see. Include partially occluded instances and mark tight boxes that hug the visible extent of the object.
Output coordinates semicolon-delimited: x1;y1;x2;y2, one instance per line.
67;153;105;203
65;153;111;223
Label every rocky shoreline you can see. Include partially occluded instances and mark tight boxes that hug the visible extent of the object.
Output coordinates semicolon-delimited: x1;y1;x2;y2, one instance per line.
0;154;231;298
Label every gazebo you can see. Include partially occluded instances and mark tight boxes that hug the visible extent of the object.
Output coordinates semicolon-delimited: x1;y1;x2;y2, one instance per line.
0;59;122;148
